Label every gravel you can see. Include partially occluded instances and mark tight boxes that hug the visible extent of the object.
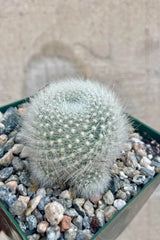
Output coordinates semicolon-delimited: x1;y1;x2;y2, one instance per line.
0;107;160;240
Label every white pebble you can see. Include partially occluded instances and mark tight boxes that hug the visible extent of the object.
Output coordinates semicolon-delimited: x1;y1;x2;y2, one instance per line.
114;199;126;210
45;202;64;226
140;157;151;167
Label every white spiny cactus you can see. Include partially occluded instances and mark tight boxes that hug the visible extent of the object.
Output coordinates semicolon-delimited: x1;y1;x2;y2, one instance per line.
20;79;129;198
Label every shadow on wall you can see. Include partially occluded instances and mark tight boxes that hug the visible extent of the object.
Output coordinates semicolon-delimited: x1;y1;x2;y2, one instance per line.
23;41;87;97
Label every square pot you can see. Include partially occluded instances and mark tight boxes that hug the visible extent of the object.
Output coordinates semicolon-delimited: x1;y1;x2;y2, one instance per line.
0;98;160;240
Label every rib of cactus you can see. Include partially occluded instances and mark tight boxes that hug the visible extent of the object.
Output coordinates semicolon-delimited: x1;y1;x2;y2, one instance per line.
21;79;129;198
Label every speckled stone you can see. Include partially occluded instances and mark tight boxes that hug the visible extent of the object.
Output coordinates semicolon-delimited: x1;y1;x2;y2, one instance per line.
45;201;64;226
18;195;30;205
90;194;102;204
0;150;13;166
26;195;43;216
26;215;38;230
76;229;93;240
46;226;61;240
72;215;83;230
103;190;114;205
12;157;24;171
114;199;126;210
65;199;72;208
64;224;77;240
123;167;135;178
32;208;43;223
83;200;94;217
0;146;4;158
19;171;32;187
0;167;13;181
0;185;17;206
111;177;120;194
9;198;27;216
104;206;117;222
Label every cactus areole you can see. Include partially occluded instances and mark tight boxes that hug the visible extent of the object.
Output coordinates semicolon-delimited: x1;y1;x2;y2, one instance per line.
21;79;129;198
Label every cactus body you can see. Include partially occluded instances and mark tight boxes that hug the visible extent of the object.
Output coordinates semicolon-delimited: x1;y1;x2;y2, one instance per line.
21;79;129;198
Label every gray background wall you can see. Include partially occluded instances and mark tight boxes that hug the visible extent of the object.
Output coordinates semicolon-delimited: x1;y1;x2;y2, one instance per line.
0;1;160;239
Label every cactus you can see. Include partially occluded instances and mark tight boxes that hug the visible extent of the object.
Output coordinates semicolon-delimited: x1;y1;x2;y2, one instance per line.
20;79;129;198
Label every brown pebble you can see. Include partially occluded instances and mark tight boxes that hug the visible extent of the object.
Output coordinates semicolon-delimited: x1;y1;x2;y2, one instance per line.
90;194;102;205
6;181;18;193
90;216;100;234
0;134;8;146
59;215;71;232
37;221;49;233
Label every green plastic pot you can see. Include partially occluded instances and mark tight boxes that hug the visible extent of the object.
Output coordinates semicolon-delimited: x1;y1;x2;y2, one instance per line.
0;98;160;240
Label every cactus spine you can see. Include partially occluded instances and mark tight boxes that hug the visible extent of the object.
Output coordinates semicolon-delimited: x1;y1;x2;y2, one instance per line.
21;79;129;198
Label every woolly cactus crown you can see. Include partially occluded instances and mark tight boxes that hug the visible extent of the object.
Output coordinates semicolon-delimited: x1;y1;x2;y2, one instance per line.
21;79;129;198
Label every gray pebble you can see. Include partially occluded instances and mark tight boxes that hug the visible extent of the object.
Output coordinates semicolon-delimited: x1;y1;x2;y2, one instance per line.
17;184;28;196
32;209;43;223
38;196;50;211
140;167;155;177
9;198;27;216
0;146;4;158
16;217;27;232
0;167;13;181
3;107;20;134
64;224;77;240
12;157;24;171
72;215;83;230
97;200;106;210
66;199;72;208
82;216;90;229
151;160;160;167
46;226;61;240
73;201;86;217
5;174;19;183
154;156;160;163
65;208;79;217
4;138;15;152
132;175;146;185
76;229;92;240
26;215;38;231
